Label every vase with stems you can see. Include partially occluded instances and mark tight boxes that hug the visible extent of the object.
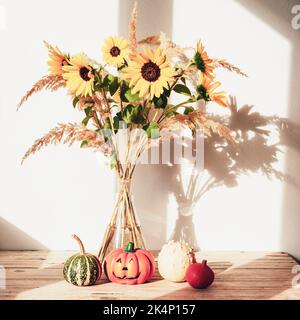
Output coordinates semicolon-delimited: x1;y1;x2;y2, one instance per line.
98;128;148;262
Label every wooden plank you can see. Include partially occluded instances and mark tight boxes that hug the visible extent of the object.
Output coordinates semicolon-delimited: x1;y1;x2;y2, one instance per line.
0;251;299;300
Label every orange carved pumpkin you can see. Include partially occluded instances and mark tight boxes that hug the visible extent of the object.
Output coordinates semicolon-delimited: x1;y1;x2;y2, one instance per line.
103;242;155;285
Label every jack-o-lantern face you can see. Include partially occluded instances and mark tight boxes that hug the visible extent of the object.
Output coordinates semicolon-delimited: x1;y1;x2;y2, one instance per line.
113;253;139;279
104;242;155;285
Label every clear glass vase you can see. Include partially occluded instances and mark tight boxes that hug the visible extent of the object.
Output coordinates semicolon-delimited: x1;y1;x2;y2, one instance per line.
98;178;146;262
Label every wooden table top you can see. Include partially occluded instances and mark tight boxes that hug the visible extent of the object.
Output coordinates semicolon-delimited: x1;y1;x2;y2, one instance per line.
0;250;299;300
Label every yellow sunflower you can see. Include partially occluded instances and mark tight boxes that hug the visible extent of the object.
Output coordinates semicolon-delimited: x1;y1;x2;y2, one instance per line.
102;36;130;67
197;76;228;107
47;45;68;76
194;41;215;83
62;54;94;97
122;47;175;100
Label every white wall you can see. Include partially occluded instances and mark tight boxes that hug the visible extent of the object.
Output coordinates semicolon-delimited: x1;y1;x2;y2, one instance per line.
0;0;299;259
0;0;118;251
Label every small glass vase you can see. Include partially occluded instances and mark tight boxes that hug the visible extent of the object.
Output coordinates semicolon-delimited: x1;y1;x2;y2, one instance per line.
98;178;146;262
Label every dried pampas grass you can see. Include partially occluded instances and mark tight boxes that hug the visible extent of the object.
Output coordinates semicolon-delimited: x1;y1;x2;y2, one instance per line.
22;123;106;163
190;111;236;145
138;35;160;46
17;75;66;110
77;93;108;114
213;59;248;77
138;33;178;51
162;111;236;145
43;41;60;57
129;1;138;51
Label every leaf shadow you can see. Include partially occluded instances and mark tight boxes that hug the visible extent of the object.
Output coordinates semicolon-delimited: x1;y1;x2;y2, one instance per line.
169;96;300;249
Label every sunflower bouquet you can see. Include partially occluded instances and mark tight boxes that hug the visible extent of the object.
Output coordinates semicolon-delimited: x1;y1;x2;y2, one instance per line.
18;4;246;261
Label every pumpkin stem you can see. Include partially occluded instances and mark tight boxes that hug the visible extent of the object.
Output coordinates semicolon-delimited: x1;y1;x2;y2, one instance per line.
125;242;135;252
72;234;85;255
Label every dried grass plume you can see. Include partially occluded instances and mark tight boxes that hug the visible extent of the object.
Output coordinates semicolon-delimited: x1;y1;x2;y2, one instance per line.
213;59;248;77
162;111;236;145
17;75;66;110
22;123;106;164
129;1;138;51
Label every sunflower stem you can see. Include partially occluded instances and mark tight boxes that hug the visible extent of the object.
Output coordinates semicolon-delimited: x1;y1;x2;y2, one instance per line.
100;85;124;176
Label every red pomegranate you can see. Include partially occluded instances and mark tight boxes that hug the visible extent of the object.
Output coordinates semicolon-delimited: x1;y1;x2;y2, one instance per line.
185;256;215;289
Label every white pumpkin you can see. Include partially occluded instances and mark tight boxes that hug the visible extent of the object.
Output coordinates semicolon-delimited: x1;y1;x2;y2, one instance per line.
158;240;193;282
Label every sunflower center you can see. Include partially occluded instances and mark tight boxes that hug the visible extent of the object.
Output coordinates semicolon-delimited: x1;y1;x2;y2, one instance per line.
194;52;206;72
79;66;91;81
110;46;121;57
197;85;211;101
61;59;68;66
141;61;161;82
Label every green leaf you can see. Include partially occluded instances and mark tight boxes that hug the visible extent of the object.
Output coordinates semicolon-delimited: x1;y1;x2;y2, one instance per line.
143;107;150;119
173;84;191;96
84;106;92;117
109;76;120;96
82;116;90;126
162;87;171;97
184;106;194;115
125;90;140;102
120;87;140;102
152;95;168;109
99;75;110;89
120;82;140;102
123;104;145;124
72;97;79;108
180;77;186;85
188;96;197;103
144;122;160;139
113;111;123;130
123;105;133;124
102;125;112;142
103;118;111;129
80;140;89;148
110;152;117;169
98;74;117;91
107;74;115;83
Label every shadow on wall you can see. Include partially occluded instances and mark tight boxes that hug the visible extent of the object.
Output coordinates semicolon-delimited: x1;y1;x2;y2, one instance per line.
118;0;173;248
134;96;300;252
168;97;300;251
236;0;300;261
0;217;48;250
118;0;300;253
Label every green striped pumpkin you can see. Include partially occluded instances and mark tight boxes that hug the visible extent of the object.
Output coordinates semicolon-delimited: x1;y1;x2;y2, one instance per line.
63;235;101;286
